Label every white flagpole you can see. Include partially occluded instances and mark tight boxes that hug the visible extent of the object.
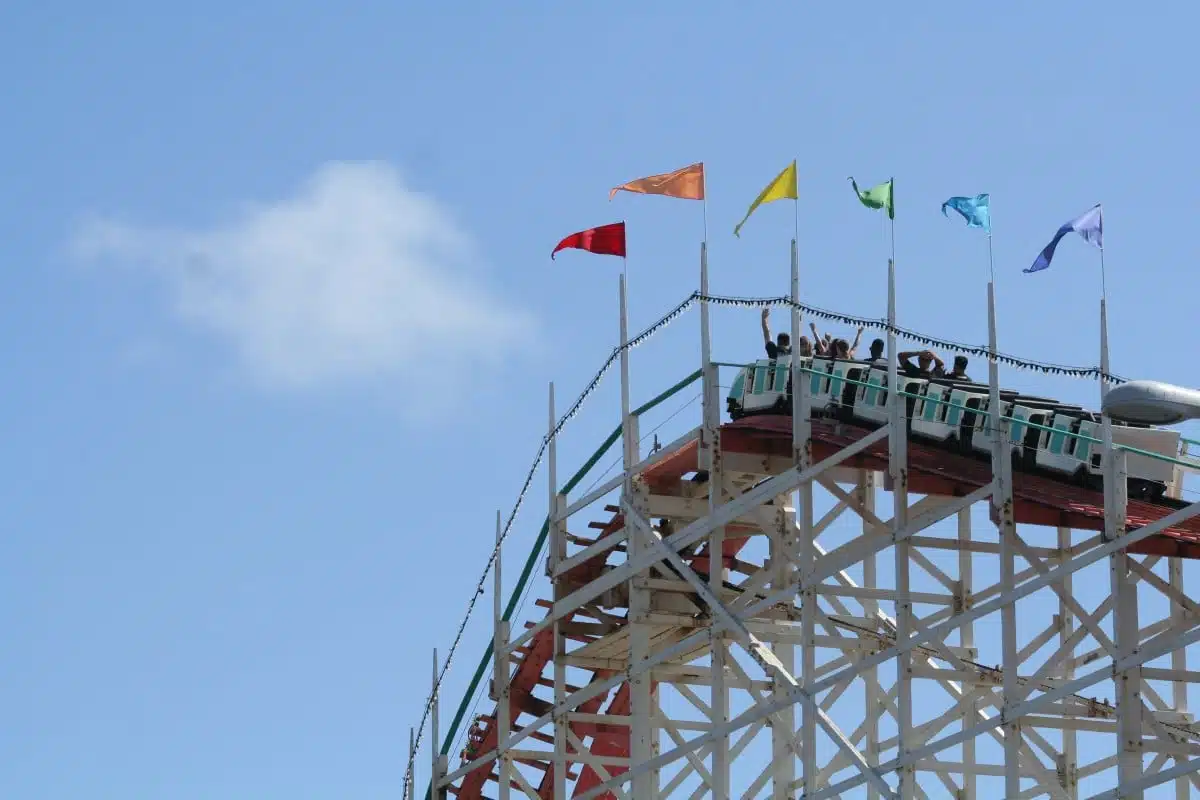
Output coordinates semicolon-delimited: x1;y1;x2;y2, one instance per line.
1099;244;1114;539
1100;233;1109;308
1098;204;1110;397
885;196;915;799
1100;276;1110;397
793;169;800;247
1098;216;1113;506
621;219;628;294
987;231;996;286
985;223;1023;794
888;179;896;267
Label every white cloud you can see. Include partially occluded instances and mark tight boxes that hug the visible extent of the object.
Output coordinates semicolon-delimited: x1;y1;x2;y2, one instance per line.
72;161;535;389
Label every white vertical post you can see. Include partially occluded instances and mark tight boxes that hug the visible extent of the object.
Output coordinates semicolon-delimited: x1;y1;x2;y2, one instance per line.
1170;555;1189;800
431;649;445;800
700;244;730;800
957;507;976;800
988;281;1021;797
986;281;1004;470
862;469;881;800
548;383;568;800
790;238;815;796
699;242;719;470
771;496;798;799
1112;545;1143;797
887;258;914;799
1100;297;1115;518
408;728;416;800
699;241;714;444
1098;292;1143;796
548;382;558;574
494;511;512;800
1057;525;1078;799
697;242;711;490
620;275;635;474
622;274;653;800
790;239;809;458
1099;295;1143;797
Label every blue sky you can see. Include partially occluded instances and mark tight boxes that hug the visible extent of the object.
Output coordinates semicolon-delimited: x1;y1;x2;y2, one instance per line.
4;3;1199;798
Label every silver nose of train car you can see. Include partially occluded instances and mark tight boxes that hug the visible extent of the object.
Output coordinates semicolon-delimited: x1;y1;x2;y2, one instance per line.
1102;380;1200;425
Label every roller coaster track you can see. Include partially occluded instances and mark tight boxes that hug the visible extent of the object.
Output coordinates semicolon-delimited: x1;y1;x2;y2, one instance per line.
445;409;1200;799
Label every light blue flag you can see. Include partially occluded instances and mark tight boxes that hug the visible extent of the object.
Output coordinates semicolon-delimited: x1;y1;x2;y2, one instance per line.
941;193;991;232
1025;204;1103;273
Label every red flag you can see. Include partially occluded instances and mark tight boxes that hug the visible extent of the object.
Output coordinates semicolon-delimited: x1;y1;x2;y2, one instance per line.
551;222;626;260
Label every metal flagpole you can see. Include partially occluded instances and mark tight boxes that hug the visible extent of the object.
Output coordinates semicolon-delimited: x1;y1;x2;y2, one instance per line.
407;728;416;800
1097;204;1109;397
696;165;725;798
1100;264;1110;398
793;172;800;246
790;190;814;796
494;509;512;800
984;211;1021;794
622;218;628;291
1098;241;1119;550
431;649;443;800
885;201;914;799
1100;239;1108;308
621;235;629;344
1099;242;1112;429
700;224;730;800
888;180;896;267
618;271;653;799
1094;214;1142;789
987;232;996;286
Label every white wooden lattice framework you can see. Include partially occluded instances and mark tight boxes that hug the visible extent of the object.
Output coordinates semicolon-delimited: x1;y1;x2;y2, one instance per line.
420;243;1200;800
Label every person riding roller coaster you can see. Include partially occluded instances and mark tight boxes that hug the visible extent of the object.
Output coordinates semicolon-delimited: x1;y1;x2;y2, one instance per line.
810;321;865;358
898;350;971;381
946;355;971;381
760;308;793;359
899;349;946;378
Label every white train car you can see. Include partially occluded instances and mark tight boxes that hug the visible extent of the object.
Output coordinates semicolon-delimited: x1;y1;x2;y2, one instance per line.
909;381;957;442
726;355;793;416
726;355;1185;502
851;366;889;427
1111;425;1183;500
1034;410;1102;482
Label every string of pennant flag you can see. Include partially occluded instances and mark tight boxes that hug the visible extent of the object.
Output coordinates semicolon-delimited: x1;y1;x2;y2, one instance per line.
699;293;1128;381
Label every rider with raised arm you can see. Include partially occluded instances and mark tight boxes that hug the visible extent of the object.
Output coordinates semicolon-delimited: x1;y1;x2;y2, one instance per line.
808;321;831;355
760;307;792;359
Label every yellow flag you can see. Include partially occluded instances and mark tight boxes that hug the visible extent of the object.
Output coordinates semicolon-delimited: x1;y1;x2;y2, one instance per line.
734;160;797;237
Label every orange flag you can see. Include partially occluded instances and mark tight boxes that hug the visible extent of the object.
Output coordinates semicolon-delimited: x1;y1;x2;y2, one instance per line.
609;162;705;201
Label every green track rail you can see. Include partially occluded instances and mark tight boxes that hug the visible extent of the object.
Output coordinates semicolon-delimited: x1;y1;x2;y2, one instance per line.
425;369;701;798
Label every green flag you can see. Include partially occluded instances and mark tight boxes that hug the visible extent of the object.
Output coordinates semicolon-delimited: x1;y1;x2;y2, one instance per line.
850;177;894;220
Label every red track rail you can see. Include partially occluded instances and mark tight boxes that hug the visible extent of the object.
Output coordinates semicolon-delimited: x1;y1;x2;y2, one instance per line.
454;439;708;799
452;415;1199;799
721;415;1200;557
